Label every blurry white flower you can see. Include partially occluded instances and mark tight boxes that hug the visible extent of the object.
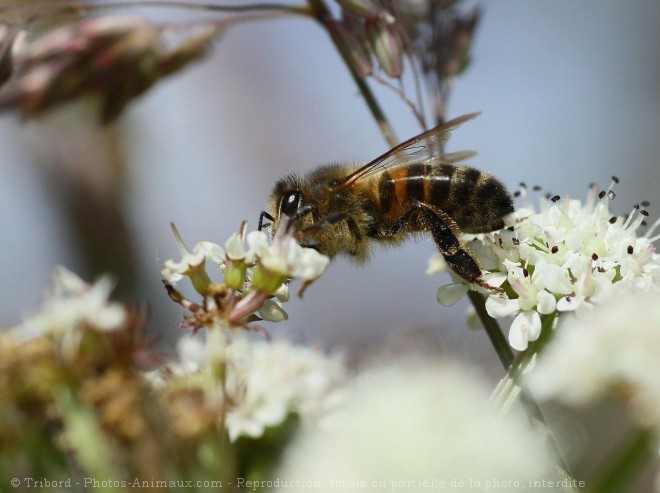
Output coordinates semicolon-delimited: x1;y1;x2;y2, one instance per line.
12;266;127;342
431;182;660;350
225;338;344;441
527;292;660;431
157;334;345;442
277;360;552;491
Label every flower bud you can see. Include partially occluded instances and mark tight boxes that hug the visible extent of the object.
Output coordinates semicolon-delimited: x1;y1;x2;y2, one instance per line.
366;18;404;78
251;263;287;296
326;20;372;78
224;260;247;291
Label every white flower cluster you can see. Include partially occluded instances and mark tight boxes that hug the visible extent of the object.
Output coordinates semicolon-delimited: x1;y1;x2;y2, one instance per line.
161;224;330;324
527;292;660;432
431;183;660;350
162;335;345;442
12;266;127;342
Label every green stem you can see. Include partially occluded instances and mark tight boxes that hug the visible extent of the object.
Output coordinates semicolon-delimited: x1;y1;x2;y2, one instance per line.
467;291;513;369
490;313;577;491
307;0;399;148
53;385;123;492
593;430;656;493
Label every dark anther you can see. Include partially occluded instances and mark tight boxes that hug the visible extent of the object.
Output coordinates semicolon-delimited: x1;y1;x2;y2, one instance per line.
551;245;559;254
642;221;648;226
627;245;634;255
520;182;527;188
512;237;520;245
592;253;598;260
634;203;640;209
609;216;617;224
533;185;542;191
642;200;650;207
514;190;521;198
598;191;606;199
551;195;560;203
565;296;572;303
640;210;649;217
597;267;606;273
523;268;529;278
612;176;620;184
507;226;515;231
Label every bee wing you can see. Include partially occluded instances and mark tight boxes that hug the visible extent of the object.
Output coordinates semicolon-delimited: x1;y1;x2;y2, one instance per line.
337;112;480;188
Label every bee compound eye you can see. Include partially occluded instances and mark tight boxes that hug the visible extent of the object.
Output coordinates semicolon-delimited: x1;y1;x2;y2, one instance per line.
280;190;302;217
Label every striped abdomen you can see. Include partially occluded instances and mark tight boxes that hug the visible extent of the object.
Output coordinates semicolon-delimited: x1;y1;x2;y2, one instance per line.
377;162;514;233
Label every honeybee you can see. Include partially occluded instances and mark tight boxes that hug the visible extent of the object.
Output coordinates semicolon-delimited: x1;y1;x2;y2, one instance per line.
258;113;514;292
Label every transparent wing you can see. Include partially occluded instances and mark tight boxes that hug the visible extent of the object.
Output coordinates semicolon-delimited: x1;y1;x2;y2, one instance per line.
336;112;480;188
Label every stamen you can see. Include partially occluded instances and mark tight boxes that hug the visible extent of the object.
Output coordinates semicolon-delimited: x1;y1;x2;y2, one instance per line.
170;222;191;256
621;209;637;231
644;216;660;240
585;183;599;212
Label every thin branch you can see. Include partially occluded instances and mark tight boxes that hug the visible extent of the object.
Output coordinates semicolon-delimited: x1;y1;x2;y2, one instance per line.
1;1;312;25
593;430;656;493
307;0;398;148
371;72;426;132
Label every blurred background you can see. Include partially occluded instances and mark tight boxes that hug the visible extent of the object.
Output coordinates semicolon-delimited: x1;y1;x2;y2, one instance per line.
0;0;659;378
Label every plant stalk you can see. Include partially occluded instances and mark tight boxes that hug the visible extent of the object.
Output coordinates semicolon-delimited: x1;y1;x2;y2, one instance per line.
593;430;656;493
307;0;399;147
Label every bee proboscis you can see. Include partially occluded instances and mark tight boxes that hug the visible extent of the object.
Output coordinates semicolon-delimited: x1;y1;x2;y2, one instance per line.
259;113;514;292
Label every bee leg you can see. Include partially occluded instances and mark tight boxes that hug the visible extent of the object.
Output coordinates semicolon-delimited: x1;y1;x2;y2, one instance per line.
258;211;275;231
417;204;503;294
286;204;321;233
299;212;363;255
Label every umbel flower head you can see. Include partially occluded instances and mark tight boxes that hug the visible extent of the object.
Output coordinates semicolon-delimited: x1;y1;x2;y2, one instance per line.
161;222;329;336
430;179;660;350
153;335;345;442
10;266;131;360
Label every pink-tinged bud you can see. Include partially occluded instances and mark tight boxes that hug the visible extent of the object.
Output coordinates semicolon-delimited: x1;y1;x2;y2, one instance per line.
366;18;404;78
0;16;221;122
336;0;385;19
326;20;372;78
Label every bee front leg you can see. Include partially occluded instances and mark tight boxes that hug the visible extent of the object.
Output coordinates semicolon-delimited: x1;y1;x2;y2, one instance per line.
258;211;275;232
299;212;363;256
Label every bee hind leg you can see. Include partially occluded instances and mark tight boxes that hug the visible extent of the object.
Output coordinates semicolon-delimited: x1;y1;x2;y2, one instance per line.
417;204;503;294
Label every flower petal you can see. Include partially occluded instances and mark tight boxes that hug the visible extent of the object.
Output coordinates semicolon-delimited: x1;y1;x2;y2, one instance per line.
436;283;469;306
485;295;519;318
